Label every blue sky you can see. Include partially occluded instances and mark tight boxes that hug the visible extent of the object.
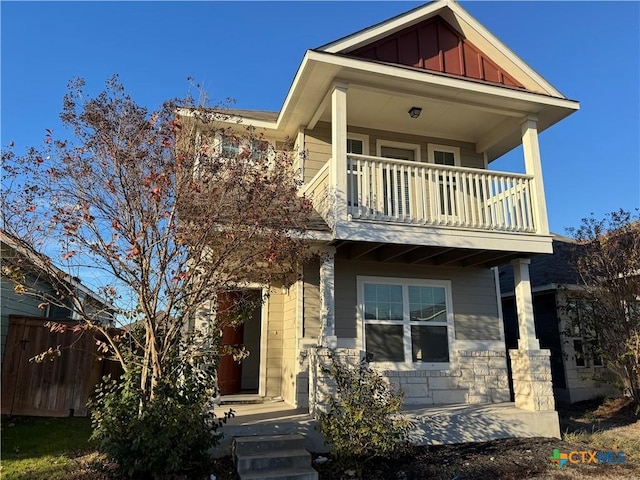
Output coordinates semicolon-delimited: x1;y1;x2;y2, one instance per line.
2;1;639;234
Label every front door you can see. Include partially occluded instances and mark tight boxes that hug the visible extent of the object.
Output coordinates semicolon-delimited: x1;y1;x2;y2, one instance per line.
217;290;262;396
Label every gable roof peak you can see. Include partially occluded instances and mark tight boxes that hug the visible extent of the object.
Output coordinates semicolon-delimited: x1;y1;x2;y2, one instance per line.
316;0;565;98
317;0;451;54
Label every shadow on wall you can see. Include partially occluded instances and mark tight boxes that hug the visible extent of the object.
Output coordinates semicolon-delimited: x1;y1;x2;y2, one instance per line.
405;403;560;445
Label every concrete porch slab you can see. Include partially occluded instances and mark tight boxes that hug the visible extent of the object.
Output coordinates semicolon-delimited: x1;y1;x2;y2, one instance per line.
212;401;560;457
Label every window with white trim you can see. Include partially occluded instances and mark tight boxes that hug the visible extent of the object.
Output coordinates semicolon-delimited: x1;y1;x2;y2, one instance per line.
213;133;275;162
427;144;461;166
358;277;453;365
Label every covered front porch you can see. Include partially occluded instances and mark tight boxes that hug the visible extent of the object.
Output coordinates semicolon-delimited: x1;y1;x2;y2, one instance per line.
213;400;559;456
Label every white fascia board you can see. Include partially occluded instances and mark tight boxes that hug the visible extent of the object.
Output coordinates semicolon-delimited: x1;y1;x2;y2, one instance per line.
277;52;313;130
306;51;579;112
334;221;554;254
319;0;448;53
446;1;564;98
177;108;279;133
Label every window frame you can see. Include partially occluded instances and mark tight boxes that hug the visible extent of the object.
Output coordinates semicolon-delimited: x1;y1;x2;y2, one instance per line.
356;275;456;369
347;133;370;156
427;143;461;167
212;132;275;162
376;139;421;162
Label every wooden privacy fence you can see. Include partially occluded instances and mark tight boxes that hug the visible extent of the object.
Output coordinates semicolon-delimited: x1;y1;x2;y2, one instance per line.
1;316;121;417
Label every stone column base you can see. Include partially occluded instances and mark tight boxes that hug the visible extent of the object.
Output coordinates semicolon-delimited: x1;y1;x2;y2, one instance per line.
509;349;555;411
308;347;363;417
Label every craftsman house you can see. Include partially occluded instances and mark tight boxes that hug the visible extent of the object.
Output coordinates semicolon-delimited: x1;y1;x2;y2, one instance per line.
185;0;579;444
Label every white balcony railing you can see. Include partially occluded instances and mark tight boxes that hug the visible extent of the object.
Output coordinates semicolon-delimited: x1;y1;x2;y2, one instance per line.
301;154;537;233
347;154;536;232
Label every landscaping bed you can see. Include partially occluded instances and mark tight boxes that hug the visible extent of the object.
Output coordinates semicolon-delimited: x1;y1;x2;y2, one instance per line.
1;398;637;479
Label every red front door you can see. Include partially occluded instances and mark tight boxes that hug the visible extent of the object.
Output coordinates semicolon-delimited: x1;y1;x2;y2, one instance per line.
217;292;243;395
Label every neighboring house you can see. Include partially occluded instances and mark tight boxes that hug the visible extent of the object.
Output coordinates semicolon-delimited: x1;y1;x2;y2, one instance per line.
1;230;117;416
499;235;619;404
183;0;579;438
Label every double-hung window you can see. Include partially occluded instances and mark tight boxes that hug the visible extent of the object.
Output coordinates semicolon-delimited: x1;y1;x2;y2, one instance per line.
358;276;453;366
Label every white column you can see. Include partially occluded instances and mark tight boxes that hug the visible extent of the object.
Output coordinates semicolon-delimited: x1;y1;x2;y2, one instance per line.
511;258;540;350
295;127;305;185
319;246;337;348
521;115;549;235
331;82;348;227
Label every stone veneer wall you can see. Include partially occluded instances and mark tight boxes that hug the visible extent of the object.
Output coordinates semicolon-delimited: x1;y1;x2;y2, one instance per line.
381;351;511;405
308;347;363;415
509;349;555;411
307;347;511;415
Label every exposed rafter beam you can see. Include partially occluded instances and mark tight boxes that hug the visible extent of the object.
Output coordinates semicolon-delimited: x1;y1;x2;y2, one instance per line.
333;240;349;250
407;247;454;264
432;249;480;266
348;242;383;260
376;244;421;263
463;250;517;268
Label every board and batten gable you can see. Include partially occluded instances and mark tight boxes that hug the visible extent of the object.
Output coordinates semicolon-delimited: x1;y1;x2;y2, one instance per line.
303;121;484;182
332;259;502;342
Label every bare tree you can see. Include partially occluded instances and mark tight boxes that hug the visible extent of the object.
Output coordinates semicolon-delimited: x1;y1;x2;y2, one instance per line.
1;76;313;401
565;209;640;405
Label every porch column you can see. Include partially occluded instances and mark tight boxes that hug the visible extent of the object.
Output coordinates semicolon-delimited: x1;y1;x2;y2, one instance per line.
331;82;348;227
318;246;337;349
512;258;539;350
521;116;549;235
509;258;556;413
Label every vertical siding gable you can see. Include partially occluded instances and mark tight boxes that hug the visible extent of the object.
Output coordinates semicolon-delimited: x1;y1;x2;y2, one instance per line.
350;16;524;89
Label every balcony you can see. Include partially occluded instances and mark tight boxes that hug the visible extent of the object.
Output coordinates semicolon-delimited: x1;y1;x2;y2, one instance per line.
303;154;537;232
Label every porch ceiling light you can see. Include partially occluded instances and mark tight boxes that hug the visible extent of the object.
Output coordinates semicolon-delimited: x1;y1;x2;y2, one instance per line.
408;106;422;119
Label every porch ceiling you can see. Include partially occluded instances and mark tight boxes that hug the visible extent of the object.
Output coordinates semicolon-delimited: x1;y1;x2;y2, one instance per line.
280;52;578;161
333;240;534;268
318;85;512;146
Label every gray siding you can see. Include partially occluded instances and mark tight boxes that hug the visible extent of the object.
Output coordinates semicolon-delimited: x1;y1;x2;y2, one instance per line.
302;259;321;339
303;121;484;181
334;260;501;341
1;277;61;364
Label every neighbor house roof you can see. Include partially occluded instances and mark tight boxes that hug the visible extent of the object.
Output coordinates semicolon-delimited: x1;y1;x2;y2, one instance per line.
0;229;112;308
499;234;582;296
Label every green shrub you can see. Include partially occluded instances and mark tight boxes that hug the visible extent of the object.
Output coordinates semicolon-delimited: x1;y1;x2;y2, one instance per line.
90;349;231;479
315;354;412;477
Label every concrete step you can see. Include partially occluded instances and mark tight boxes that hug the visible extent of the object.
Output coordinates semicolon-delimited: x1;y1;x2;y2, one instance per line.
233;434;306;456
233;434;318;480
239;467;319;480
236;449;311;473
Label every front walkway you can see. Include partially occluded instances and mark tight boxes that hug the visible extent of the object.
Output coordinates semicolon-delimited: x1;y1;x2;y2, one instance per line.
212;400;560;457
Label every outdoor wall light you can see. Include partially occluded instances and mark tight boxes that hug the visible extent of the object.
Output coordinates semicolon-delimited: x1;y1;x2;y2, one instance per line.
408;106;422;119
